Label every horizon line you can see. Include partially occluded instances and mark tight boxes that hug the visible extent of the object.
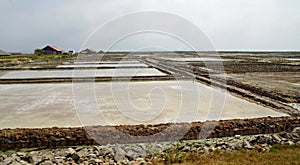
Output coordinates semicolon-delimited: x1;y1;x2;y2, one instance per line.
13;50;300;54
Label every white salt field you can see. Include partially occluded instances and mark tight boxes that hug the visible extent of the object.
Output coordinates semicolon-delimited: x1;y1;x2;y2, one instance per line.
286;58;300;61
0;68;165;79
163;57;230;62
72;61;142;64
0;81;288;129
56;63;148;68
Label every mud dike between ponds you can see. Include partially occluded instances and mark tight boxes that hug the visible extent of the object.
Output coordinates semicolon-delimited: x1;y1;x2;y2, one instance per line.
0;116;299;150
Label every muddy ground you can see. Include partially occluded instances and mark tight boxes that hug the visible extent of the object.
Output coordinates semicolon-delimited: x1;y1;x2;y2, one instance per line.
1;116;299;150
142;52;300;115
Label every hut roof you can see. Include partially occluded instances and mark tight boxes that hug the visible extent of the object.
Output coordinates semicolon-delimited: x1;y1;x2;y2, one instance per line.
43;45;65;52
0;49;9;55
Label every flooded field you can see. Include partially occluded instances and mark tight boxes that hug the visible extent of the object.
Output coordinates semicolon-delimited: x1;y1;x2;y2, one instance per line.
72;61;142;64
57;62;148;68
0;81;287;129
57;63;148;68
0;68;166;79
162;57;230;62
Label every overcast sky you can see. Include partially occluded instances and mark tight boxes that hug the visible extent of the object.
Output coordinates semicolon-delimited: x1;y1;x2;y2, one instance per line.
0;0;300;53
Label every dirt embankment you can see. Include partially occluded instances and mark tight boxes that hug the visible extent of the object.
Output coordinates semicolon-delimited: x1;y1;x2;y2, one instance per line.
1;116;299;150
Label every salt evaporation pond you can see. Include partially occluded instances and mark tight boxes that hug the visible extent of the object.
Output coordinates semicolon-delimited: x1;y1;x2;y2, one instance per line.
0;81;288;129
163;57;229;62
0;68;165;79
72;61;142;64
286;58;300;61
56;63;148;68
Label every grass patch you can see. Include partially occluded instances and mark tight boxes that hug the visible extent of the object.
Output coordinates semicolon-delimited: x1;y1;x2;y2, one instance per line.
0;54;77;63
0;54;78;68
160;143;186;164
152;144;300;165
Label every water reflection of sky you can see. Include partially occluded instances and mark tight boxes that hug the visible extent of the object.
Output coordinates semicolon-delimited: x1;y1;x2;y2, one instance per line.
57;63;148;68
163;57;230;62
0;68;166;79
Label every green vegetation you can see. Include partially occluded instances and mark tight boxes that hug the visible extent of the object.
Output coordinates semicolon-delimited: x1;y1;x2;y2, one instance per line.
160;143;186;164
0;54;77;61
152;144;300;165
0;54;78;68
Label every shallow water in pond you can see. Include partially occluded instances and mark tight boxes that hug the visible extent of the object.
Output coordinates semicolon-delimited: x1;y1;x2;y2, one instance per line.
0;81;288;129
0;68;165;79
163;57;230;62
56;63;148;68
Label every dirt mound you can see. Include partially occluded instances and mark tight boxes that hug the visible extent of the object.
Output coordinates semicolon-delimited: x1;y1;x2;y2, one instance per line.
1;116;299;150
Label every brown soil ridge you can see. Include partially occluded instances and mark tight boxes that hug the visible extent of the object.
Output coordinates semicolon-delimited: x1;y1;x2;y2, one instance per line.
0;75;179;84
0;116;299;150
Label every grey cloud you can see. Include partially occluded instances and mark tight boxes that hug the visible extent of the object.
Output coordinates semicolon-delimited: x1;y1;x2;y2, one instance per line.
0;0;299;52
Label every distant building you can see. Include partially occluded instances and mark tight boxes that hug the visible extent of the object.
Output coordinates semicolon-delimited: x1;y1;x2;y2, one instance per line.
41;45;65;55
9;52;22;55
0;49;9;56
80;48;97;54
